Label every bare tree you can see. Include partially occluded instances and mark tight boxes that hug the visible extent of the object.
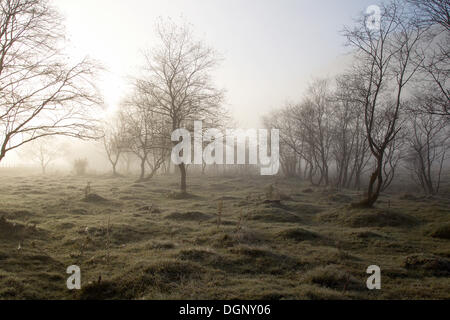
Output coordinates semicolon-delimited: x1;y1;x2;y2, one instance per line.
303;79;334;186
344;0;427;207
264;76;371;189
333;74;372;189
406;0;450;31
102;117;126;176
406;0;450;116
278;80;334;186
135;19;225;193
263;108;300;178
0;0;102;164
121;92;170;182
380;133;405;192
283;103;317;183
18;137;61;174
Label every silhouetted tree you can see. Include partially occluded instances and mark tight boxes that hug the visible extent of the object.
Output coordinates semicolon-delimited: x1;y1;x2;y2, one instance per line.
344;0;427;207
102;117;127;176
121;93;170;182
406;0;450;116
135;19;225;193
404;103;449;194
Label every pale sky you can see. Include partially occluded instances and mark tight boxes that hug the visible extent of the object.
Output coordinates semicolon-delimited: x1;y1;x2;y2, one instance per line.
54;0;379;127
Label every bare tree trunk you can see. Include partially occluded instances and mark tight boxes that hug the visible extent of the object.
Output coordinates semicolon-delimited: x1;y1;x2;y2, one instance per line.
359;156;383;207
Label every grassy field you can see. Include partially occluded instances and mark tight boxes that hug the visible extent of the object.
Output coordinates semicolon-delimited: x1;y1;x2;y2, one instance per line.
0;171;449;299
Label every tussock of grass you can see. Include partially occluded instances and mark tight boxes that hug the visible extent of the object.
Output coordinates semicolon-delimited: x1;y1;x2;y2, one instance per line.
131;183;145;188
108;224;156;245
301;284;348;300
70;208;88;215
57;222;75;230
233;228;267;245
216;195;240;201
137;259;204;283
178;248;214;258
204;229;267;249
83;193;108;203
348;210;419;228
230;245;275;258
0;217;23;237
318;207;419;228
289;203;323;215
178;248;221;265
0;217;41;239
78;280;120;300
327;193;353;203
79;259;206;299
276;228;320;242
225;245;304;274
302;265;364;291
138;205;161;214
404;254;450;276
249;206;303;223
166;191;198;199
430;224;450;240
197;232;235;248
353;230;384;239
0;209;34;220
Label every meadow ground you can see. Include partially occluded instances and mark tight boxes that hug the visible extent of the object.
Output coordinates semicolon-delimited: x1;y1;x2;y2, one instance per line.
0;170;449;299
